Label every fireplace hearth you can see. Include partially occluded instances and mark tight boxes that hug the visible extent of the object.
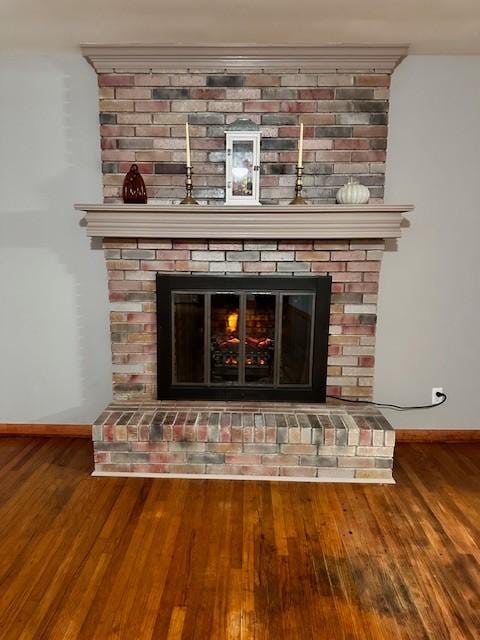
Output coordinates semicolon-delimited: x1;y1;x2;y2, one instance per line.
157;275;331;402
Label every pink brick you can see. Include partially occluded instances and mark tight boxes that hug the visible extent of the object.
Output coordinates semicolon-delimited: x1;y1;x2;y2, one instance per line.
244;101;279;113
130;442;168;453
101;125;135;137
173;241;208;250
99;74;134;87
135;100;170;112
280;102;316;113
135;125;170;137
296;251;330;261
331;251;366;261
150;452;186;463
311;261;346;272
334;139;370;150
225;455;262;465
352;125;388;138
297;89;334;99
155;250;190;260
261;454;298;465
347;261;381;272
355;74;390;87
140;260;177;270
190;88;226;99
175;261;209;272
240;466;278;476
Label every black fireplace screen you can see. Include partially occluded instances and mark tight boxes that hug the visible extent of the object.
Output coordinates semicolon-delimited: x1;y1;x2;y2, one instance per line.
157;275;331;402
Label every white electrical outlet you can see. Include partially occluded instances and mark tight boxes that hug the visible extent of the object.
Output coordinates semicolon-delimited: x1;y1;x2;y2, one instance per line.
432;387;444;405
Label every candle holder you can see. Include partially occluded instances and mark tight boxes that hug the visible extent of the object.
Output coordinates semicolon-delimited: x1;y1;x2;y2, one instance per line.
180;165;198;205
290;165;307;205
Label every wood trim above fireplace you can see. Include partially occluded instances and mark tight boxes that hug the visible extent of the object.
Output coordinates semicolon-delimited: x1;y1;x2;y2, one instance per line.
80;44;409;73
75;204;413;239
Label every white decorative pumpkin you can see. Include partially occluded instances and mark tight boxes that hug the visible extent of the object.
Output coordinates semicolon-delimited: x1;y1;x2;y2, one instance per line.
336;178;370;204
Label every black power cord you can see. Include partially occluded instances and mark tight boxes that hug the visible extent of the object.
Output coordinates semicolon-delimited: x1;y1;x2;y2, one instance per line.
326;391;447;412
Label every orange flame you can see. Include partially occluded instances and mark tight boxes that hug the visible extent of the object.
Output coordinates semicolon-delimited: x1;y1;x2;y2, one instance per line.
226;311;239;334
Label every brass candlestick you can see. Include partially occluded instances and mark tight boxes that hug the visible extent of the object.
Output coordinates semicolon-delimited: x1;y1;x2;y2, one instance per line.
180;165;198;204
290;165;307;205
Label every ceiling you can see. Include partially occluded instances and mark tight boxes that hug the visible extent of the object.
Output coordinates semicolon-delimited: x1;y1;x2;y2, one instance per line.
1;0;480;54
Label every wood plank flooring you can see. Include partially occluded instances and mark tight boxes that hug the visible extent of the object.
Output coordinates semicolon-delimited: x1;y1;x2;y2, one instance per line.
0;437;478;639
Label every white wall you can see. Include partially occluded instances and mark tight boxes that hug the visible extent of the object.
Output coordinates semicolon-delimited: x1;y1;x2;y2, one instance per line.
1;52;479;428
0;51;112;423
376;55;480;428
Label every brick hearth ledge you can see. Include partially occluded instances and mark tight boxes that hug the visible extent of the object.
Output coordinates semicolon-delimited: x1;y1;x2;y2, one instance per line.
93;401;395;483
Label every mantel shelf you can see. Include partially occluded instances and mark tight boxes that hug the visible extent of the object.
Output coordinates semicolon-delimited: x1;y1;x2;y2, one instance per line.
75;203;414;240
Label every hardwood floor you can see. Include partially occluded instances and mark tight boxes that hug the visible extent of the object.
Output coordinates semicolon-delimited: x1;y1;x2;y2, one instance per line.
0;438;478;639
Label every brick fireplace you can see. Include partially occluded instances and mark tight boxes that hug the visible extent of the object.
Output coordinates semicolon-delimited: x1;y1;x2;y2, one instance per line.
78;45;412;482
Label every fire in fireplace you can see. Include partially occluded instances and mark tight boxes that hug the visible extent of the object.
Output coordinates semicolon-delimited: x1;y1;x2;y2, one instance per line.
157;275;331;402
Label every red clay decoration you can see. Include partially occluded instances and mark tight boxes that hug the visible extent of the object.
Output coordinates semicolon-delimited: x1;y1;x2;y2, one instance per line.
122;164;147;204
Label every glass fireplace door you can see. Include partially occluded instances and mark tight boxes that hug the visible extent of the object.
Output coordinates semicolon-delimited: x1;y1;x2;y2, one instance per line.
160;275;331;402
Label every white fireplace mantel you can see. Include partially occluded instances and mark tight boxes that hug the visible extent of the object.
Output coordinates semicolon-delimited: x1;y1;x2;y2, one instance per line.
75;204;413;240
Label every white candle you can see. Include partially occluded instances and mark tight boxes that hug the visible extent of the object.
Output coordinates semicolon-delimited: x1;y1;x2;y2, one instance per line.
298;122;304;167
185;122;191;167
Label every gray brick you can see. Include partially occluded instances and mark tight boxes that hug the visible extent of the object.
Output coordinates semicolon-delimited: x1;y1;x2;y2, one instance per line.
150;424;163;441
152;88;189;99
208;151;226;162
264;163;296;175
189;113;224;125
375;458;393;468
118;139;153;150
299;456;337;467
262;138;297;151
193;188;225;199
92;425;102;441
261;114;297;125
192;250;224;261
226;251;259;261
303;163;334;175
207;75;244;87
243;444;278;454
102;161;118;173
336;88;375;100
262;88;298;100
370;113;388;125
100;113;116;124
276;262;310;273
254;413;265;427
352;100;388;113
277;427;288;443
93;441;129;452
186;453;225;464
335;113;370;125
111;453;149;463
170;442;205;452
314;126;352;138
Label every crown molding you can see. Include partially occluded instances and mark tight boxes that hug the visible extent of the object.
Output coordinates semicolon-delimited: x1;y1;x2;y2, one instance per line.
74;203;413;240
80;44;409;74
